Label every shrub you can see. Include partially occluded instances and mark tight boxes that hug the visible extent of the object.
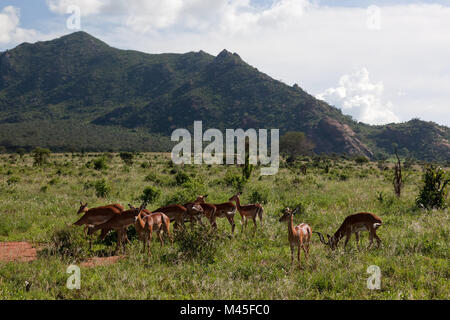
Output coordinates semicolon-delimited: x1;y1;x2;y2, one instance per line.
416;166;449;209
6;176;20;185
175;172;190;185
32;147;51;166
119;152;134;166
250;188;269;204
174;224;225;264
47;226;89;261
93;157;108;171
354;155;369;164
94;179;110;198
139;186;161;204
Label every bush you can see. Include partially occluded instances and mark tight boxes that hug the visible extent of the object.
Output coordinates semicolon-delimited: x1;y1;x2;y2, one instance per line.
93;157;108;171
354;155;369;164
32;147;51;166
175;172;190;185
174;224;225;264
47;226;89;261
6;176;20;185
119;152;134;166
94;179;110;198
250;188;269;204
416;166;448;209
139;186;161;204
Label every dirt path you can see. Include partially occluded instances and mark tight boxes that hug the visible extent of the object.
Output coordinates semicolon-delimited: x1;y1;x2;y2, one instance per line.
0;242;37;262
80;256;124;268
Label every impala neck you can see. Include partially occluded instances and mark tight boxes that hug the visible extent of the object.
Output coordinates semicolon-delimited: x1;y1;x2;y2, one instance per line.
287;215;295;236
234;197;242;210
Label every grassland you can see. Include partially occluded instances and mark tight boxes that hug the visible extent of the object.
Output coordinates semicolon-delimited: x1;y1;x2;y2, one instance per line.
0;152;448;299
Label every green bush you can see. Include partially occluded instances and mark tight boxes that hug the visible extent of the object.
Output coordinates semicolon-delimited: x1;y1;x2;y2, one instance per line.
175;172;190;185
416;166;448;209
93;157;108;171
6;176;20;185
174;224;225;264
94;179;110;198
119;152;134;166
47;226;89;261
354;155;369;164
139;186;161;204
32;147;51;166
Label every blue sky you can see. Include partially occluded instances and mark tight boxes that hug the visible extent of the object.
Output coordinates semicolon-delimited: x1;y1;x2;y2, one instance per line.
0;0;449;126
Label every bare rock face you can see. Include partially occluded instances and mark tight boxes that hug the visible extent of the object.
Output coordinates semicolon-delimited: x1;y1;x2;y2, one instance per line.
313;117;374;158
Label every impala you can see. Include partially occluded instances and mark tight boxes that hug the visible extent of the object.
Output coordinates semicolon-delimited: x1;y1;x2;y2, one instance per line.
182;202;205;226
190;195;217;227
279;207;312;267
151;204;190;229
195;195;236;233
87;205;143;254
134;206;172;256
229;193;263;231
314;212;382;250
74;202;125;248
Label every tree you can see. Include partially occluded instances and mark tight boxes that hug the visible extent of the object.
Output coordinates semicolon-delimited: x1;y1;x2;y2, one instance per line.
393;148;403;198
16;148;26;158
280;132;315;161
416;166;449;209
32;147;51;166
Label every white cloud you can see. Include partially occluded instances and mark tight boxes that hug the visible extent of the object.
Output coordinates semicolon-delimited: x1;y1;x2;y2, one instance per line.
46;0;106;16
0;6;37;44
316;68;400;125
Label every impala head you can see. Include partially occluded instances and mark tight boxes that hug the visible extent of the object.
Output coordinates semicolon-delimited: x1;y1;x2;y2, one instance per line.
77;201;88;214
279;207;298;222
228;192;241;202
314;231;339;250
190;203;204;214
133;203;147;223
195;195;208;203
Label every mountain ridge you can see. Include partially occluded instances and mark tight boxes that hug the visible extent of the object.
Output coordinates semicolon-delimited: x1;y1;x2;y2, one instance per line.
0;31;448;161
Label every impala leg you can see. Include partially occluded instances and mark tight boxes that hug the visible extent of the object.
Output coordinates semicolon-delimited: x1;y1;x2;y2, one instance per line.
227;215;235;234
343;233;350;250
290;245;294;265
297;244;301;268
159;229;164;247
367;229;374;249
355;232;361;251
374;231;382;248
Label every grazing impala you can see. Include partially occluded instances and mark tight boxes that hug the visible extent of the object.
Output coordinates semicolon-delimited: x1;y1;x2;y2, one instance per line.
134;206;172;256
87;205;143;254
279;207;312;267
314;212;382;250
74;202;125;248
229;193;264;231
191;195;217;227
182;202;205;226
195;195;236;233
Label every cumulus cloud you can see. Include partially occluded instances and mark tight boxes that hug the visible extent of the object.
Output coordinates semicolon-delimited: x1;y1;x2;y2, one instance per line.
316;68;400;125
45;0;310;34
46;0;106;16
0;6;37;44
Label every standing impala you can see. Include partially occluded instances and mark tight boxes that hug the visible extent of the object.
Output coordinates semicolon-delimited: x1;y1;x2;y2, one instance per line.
279;207;312;267
134;205;172;257
229;193;263;231
195;195;236;233
314;212;382;250
187;195;217;227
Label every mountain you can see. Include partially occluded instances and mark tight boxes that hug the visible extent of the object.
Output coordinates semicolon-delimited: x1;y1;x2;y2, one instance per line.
0;31;448;161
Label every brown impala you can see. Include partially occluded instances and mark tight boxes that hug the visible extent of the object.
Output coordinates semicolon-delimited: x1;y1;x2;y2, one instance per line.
134;206;172;257
314;212;382;250
195;195;236;233
279;207;312;267
87;204;144;254
229;192;264;231
74;201;125;248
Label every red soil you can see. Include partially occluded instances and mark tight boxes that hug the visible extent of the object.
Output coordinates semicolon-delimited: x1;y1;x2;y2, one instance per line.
0;242;37;262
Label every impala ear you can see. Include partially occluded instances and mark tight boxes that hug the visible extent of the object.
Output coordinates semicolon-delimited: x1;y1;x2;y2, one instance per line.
204;194;208;198
80;201;83;205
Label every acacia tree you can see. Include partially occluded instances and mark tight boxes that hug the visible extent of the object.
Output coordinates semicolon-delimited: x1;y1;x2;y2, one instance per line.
393;148;403;198
32;147;51;166
280;132;315;162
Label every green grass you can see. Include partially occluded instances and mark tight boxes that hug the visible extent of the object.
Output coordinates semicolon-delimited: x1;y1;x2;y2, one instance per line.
0;153;448;299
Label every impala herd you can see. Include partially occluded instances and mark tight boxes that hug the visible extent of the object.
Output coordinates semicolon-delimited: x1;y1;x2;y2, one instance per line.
73;193;383;267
